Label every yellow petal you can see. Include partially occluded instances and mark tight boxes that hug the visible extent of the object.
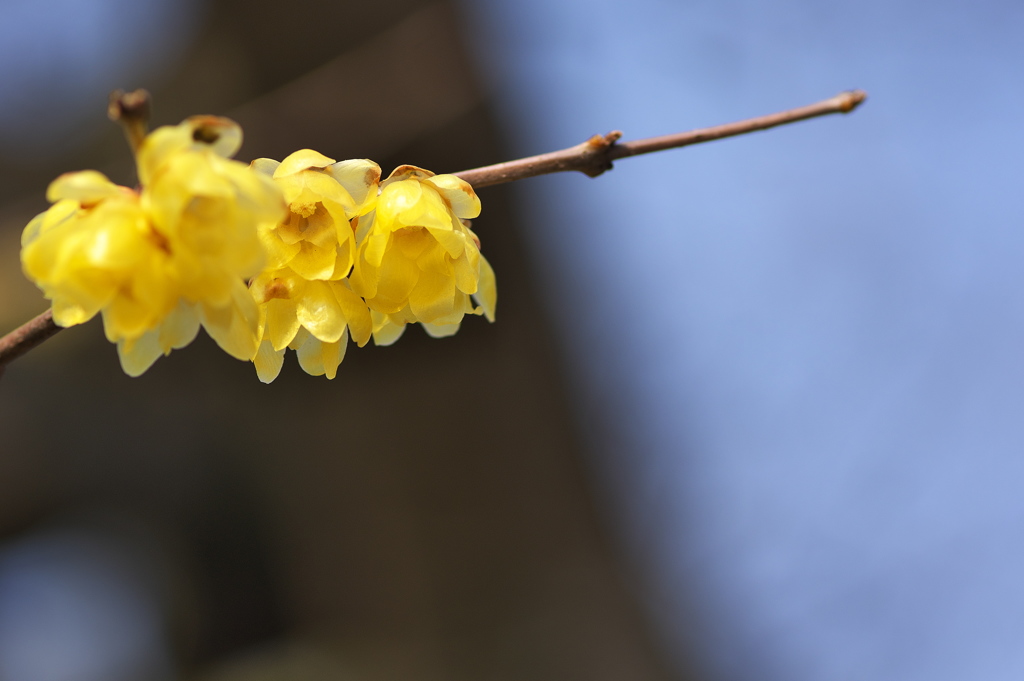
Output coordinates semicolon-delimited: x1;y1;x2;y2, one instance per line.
370;248;420;314
117;331;163;377
422;320;461;338
408;265;456;323
330;280;371;346
426;174;481;219
371;311;406;346
473;254;497;322
290;240;338;281
51;298;95;327
265;297;301;351
296;280;346;343
46;171;125;204
258;223;301;270
321;332;347;380
453;252;478;295
326;159;381;211
364;232;390;268
158;301;201;352
254;340;286;383
199;279;260;360
383;165;434;185
250;158;281;177
274;149;336;178
294;334;326;376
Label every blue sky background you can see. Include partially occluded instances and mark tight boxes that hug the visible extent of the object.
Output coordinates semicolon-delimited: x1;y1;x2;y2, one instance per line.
464;0;1024;679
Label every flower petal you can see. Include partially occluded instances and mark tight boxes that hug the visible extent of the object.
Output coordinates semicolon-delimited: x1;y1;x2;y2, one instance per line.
426;174;481;219
473;253;497;322
254;340;286;383
117;331;163;377
200;279;260;360
371;311;406;346
296;280;346;343
330;280;371;346
274;149;336;178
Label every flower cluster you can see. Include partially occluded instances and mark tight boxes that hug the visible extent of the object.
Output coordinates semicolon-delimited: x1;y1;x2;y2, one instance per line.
20;117;497;382
21;117;285;375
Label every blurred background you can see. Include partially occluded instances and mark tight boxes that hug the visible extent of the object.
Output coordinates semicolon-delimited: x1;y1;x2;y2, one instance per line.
0;0;1022;680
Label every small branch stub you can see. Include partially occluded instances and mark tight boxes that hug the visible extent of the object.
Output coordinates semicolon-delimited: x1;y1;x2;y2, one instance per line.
108;89;152;154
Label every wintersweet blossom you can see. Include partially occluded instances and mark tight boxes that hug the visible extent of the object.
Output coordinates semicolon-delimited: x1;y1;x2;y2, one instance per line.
250;268;372;383
247;150;379;382
349;165;496;345
20;116;286;375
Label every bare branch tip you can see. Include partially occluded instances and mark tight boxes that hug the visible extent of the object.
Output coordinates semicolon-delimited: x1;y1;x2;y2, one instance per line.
107;89;151;123
108;89;151;154
838;89;868;113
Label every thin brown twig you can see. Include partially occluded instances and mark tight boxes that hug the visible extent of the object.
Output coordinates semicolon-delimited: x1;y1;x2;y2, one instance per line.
0;309;60;376
454;89;866;188
0;89;866;375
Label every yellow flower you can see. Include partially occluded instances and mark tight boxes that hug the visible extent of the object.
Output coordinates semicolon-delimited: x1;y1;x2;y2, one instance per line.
250;267;371;383
349;165;496;344
247;150;379;382
250;149;380;281
20;116;286;375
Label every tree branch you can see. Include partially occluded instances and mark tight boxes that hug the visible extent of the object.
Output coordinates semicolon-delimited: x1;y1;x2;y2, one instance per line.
0;89;866;376
454;89;866;188
0;309;60;377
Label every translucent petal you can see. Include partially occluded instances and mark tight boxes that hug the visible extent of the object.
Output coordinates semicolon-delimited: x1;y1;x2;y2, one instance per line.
274;149;336;178
294;335;326;376
297;281;346;343
288;326;311;350
426;225;466;258
22;202;75;247
453;252;478;295
426;174;481;219
364;233;390;268
326;159;380;210
296;172;356;215
331;233;355;280
185;116;243;158
117;331;163;377
321;331;347;380
376;181;424;228
102;293;153;342
408;265;456;323
265;297;301;351
290;240;338;281
254;340;285;383
258;224;301;269
371;249;420;314
200;279;260;360
158;301;201;351
301;203;341;248
250;158;281;177
47;171;125;204
348;246;378;299
371;311;406;346
474;254;497;322
330;281;371;346
422;320;461;338
51;298;95;327
383;165;434;185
